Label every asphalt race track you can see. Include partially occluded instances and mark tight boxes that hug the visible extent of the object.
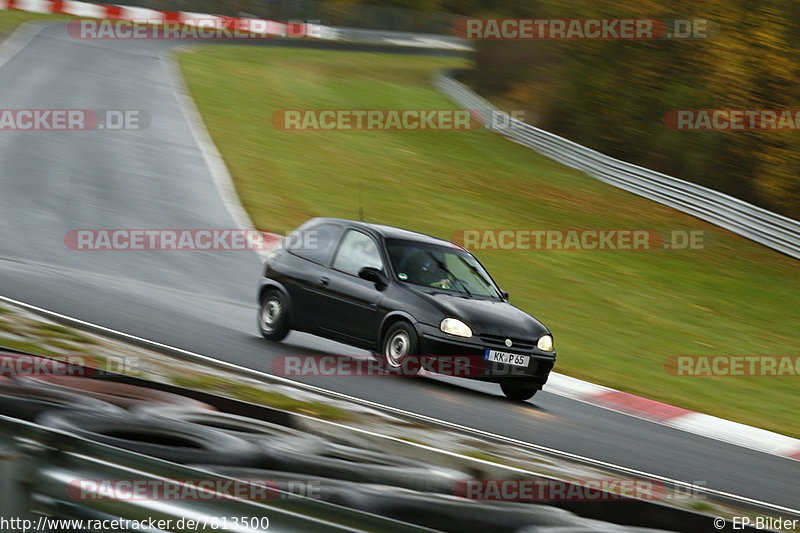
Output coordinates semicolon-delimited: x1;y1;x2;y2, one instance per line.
0;23;797;510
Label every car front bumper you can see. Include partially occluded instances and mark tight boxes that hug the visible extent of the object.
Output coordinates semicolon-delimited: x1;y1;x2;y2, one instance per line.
415;323;555;385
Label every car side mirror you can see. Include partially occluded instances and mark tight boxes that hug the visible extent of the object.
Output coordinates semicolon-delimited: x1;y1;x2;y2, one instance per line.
358;267;388;287
500;289;509;301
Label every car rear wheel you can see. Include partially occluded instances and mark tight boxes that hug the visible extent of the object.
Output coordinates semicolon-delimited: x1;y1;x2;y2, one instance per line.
381;322;419;375
258;289;290;341
500;379;539;401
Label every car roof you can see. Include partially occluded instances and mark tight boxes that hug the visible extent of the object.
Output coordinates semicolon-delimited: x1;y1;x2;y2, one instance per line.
305;217;458;248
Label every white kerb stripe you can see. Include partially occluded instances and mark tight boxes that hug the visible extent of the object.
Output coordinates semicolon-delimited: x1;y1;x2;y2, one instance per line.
13;0;52;13
545;372;613;400
117;6;165;23
666;412;800;456
62;1;108;18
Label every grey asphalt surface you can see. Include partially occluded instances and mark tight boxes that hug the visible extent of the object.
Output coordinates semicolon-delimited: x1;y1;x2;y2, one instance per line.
0;24;797;511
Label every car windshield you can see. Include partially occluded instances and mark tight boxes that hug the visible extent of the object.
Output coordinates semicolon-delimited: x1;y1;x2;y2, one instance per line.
386;239;501;298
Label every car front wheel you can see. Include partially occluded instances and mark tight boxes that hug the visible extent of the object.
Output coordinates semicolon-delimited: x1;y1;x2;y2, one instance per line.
381;322;420;375
499;379;539;401
258;289;290;341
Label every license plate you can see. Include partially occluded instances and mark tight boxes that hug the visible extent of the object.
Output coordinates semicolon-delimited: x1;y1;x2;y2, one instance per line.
484;349;529;367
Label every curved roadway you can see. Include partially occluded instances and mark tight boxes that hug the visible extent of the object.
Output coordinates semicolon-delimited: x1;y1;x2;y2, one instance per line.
0;23;797;510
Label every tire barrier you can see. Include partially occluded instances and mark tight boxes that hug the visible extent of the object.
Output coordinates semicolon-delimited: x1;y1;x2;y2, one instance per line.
0;356;678;532
190;466;366;506
324;441;421;466
198;467;670;533
255;440;470;493
136;405;329;454
326;484;590;533
37;410;267;466
0;381;123;421
516;524;670;533
136;406;469;492
16;375;215;410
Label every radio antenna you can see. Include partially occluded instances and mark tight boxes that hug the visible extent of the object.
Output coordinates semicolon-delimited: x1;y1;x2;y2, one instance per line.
358;180;364;221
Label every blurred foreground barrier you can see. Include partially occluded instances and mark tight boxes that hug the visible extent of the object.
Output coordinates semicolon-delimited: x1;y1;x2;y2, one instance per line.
0;348;776;532
0;415;431;532
203;467;672;533
433;70;800;260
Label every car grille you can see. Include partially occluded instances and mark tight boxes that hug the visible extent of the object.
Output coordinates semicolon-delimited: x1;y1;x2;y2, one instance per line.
480;334;535;351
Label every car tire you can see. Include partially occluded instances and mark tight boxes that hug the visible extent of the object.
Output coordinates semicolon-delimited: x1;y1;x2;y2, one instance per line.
16;376;216;410
258;289;290;341
0;382;123;421
500;379;539;401
379;321;420;375
37;410;266;466
135;405;329;454
256;441;468;493
191;466;365;506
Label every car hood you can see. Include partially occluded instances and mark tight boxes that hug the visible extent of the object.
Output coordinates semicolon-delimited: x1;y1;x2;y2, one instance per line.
410;287;550;339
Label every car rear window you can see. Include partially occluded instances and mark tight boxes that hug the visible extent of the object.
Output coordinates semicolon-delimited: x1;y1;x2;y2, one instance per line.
286;223;343;265
332;230;384;276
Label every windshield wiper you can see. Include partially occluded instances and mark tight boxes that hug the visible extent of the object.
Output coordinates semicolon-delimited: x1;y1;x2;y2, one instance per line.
456;255;502;299
455;256;500;298
424;252;473;297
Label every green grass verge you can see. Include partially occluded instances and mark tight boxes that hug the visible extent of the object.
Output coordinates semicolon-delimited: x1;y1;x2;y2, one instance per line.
0;339;58;356
32;323;97;344
171;374;352;421
0;10;73;40
183;46;796;438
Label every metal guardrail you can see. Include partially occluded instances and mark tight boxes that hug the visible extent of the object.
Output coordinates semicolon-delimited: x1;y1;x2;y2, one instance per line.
0;415;429;533
433;70;800;260
312;26;469;49
0;363;766;533
5;297;798;522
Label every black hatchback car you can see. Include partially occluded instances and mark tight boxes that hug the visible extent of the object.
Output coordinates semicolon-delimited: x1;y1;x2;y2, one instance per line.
257;218;555;400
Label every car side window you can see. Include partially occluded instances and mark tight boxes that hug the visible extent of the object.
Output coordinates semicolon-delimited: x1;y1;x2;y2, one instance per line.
286;223;343;265
332;230;384;276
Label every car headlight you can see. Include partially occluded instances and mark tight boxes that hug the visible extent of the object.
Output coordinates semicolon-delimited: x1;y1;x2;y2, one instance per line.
537;334;554;352
440;318;472;338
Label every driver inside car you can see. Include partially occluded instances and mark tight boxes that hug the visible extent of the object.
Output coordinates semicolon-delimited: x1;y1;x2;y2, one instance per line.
403;251;453;289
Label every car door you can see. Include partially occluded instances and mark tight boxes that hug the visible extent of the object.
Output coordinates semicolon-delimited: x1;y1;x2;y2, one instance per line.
316;229;385;345
281;222;344;331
